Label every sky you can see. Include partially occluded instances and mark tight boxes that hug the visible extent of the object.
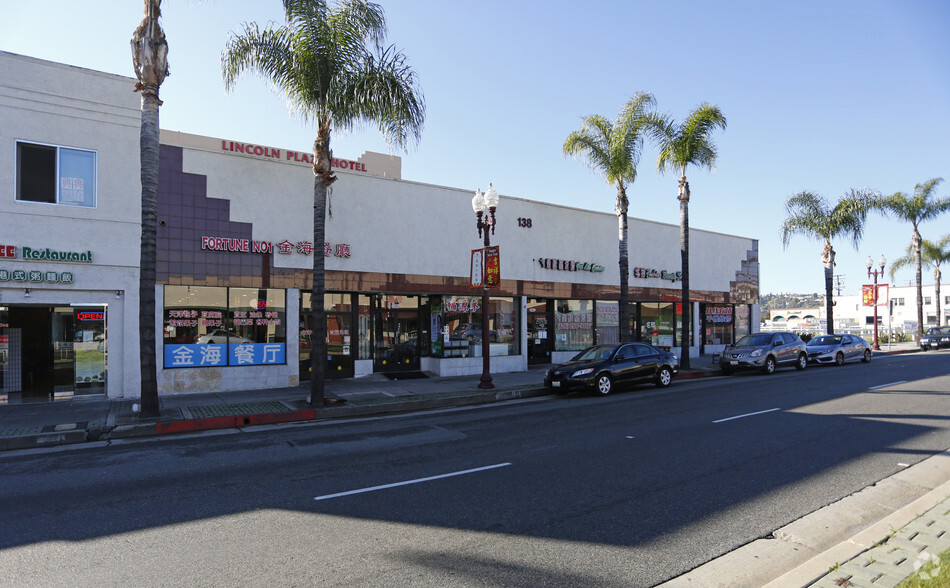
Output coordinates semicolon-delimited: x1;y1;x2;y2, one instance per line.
2;0;948;296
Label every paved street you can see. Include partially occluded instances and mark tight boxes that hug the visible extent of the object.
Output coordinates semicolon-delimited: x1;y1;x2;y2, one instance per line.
1;351;949;586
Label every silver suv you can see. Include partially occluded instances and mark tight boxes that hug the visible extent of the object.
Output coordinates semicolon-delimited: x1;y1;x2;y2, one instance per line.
720;331;808;375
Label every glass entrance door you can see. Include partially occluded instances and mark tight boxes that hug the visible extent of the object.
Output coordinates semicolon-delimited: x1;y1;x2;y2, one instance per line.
326;312;354;378
527;299;552;365
375;309;420;372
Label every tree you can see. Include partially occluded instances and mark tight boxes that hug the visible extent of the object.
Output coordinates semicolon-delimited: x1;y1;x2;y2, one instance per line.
873;178;950;339
780;190;873;334
889;233;950;326
131;0;169;418
222;0;425;406
651;103;726;368
563;92;657;343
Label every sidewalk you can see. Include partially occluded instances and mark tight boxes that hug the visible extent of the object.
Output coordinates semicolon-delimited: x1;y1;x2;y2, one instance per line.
2;343;940;588
0;357;723;452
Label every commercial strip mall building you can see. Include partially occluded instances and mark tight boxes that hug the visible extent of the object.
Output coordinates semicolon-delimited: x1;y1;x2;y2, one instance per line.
0;51;760;403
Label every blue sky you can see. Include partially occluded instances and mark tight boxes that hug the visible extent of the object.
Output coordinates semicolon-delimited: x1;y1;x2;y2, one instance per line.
2;0;948;295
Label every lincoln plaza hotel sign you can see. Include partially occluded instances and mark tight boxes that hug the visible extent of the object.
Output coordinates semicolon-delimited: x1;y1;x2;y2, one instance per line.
220;140;368;172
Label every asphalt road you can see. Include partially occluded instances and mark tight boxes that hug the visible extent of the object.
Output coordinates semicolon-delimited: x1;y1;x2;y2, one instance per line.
1;351;949;587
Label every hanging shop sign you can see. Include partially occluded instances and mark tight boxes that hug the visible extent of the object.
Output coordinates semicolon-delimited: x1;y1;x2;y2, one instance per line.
471;249;484;288
485;246;500;287
200;236;351;258
0;244;93;263
862;284;888;306
0;268;74;283
536;258;605;272
633;267;682;282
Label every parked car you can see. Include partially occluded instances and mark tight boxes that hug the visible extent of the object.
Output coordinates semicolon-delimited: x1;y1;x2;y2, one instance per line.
719;331;807;375
806;334;872;365
920;326;950;350
544;342;679;395
195;329;253;344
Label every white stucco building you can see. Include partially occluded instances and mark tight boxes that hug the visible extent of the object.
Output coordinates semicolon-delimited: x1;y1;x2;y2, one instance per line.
1;51;761;402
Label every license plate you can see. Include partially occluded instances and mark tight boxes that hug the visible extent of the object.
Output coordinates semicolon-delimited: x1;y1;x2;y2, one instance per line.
552;381;560;387
730;360;738;365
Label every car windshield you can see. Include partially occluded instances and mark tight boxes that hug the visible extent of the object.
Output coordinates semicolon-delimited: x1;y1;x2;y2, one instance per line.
572;345;615;361
735;334;774;347
809;335;842;346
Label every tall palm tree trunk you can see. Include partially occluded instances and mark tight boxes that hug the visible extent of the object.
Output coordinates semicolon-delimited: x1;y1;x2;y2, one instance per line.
678;175;690;369
138;88;161;417
131;0;167;419
617;184;630;342
915;229;924;337
821;241;835;335
309;122;335;406
936;267;943;326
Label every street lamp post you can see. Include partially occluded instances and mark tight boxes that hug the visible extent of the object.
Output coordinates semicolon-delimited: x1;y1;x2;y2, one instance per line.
472;184;499;389
866;254;886;351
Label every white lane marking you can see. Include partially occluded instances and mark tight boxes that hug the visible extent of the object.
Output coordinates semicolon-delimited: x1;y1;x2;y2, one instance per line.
869;381;908;390
713;408;781;424
314;462;512;501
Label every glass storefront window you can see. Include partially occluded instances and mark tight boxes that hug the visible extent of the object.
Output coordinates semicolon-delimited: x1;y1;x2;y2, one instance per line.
595;301;619;344
229;288;286;345
641;302;675;348
164;286;285;368
555;300;594;351
735;305;751;339
440;295;518;357
703;304;735;345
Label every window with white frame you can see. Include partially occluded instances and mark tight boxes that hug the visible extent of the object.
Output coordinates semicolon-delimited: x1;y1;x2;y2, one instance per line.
15;141;97;207
924;296;932;305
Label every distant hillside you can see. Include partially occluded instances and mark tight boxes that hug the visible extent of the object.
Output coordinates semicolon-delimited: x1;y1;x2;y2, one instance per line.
760;293;824;312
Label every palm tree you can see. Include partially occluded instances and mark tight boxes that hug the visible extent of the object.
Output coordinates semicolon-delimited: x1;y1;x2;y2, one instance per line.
651;103;726;368
889;234;950;327
780;190;873;335
131;0;169;418
873;178;950;340
222;0;425;406
563;92;657;343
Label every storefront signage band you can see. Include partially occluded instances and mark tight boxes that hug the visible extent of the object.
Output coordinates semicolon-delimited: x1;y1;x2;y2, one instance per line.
633;267;682;282
0;245;92;263
536;258;605;272
220;141;367;172
0;268;74;283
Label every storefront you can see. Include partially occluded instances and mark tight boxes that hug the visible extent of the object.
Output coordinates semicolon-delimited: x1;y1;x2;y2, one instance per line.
2;51;761;400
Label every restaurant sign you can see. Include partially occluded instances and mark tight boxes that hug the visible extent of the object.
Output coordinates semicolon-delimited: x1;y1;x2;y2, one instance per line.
634;267;682;282
0;244;93;263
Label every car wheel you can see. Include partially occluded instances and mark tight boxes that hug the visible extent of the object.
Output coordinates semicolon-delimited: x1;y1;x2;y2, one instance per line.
796;353;807;370
862;349;871;363
835;352;845;366
762;356;776;375
595;373;613;396
656;366;673;388
207;340;215;344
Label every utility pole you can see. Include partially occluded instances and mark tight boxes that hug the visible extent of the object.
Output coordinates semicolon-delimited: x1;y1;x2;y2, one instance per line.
834;274;846;297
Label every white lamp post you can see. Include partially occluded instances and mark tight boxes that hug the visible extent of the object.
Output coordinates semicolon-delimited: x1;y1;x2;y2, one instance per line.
866;254;886;350
472;184;498;389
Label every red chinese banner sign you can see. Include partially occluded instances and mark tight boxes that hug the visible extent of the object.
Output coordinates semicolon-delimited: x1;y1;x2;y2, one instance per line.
485;246;500;288
862;284;889;306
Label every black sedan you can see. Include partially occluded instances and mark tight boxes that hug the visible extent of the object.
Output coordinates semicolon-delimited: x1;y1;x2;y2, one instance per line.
544;342;679;396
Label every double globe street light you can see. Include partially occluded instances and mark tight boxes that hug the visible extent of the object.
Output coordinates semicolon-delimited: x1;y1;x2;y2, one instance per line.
866;254;886;351
472;184;499;389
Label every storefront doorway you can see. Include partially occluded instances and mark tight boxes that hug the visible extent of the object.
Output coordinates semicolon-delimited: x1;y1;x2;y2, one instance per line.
375;307;420;373
527;299;552;365
0;305;107;402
